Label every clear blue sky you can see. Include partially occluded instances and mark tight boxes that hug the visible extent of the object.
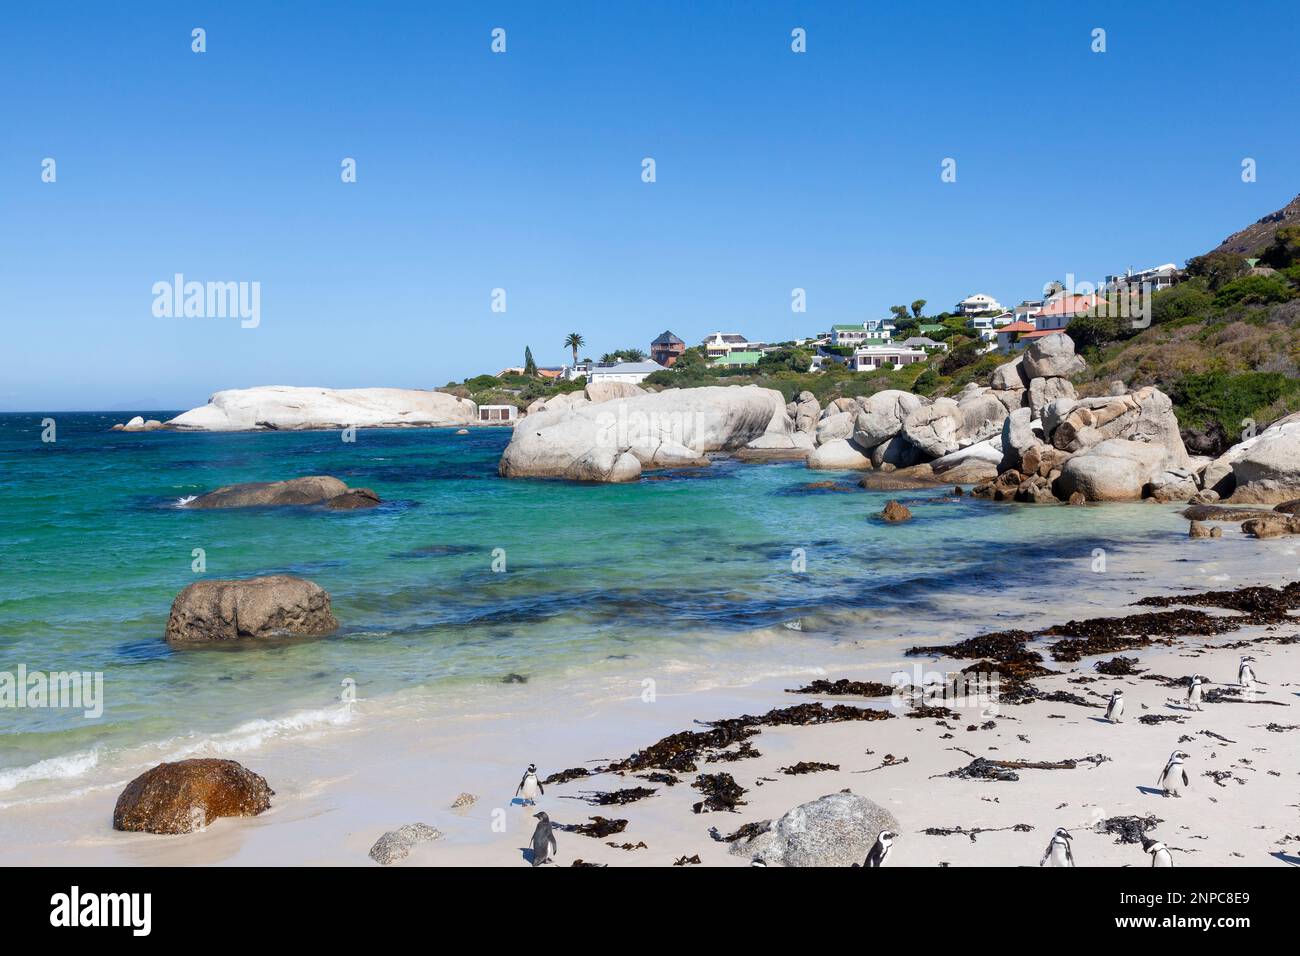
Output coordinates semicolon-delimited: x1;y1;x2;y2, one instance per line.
2;1;1297;411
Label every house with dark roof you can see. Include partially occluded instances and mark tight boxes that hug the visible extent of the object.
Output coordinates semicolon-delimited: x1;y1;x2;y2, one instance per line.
650;330;686;367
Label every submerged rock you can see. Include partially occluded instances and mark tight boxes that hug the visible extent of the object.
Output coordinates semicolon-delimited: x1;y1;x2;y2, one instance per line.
164;575;338;645
880;500;912;522
185;476;379;509
112;758;273;834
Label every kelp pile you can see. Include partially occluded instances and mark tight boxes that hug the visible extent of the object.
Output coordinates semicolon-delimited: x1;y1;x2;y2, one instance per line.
779;761;840;775
709;820;771;843
1094;656;1143;676
691;772;747;813
1095;814;1161;844
786;678;895;697
560;816;628;838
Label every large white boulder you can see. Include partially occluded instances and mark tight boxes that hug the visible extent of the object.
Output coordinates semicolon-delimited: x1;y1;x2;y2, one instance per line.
1202;411;1300;498
807;437;874;470
815;410;857;446
852;390;926;447
1056;438;1170;501
1021;333;1086;379
166;386;478;431
499;385;786;482
728;791;899;867
583;381;645;403
1228;430;1300;504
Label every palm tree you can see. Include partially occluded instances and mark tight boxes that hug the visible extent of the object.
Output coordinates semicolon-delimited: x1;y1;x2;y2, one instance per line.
564;332;585;367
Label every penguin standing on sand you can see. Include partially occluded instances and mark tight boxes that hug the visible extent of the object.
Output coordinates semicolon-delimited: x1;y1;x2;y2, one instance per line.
858;830;896;867
1040;827;1075;867
1142;835;1174;867
530;812;557;866
1157;750;1190;797
1185;675;1205;711
1104;689;1125;723
1238;656;1258;691
515;763;544;806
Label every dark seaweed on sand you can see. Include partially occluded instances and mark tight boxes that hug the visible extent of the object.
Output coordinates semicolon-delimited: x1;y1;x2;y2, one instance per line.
559;816;628;838
706;741;762;763
638;772;681;785
1135;583;1300;622
779;761;840;775
1094;655;1143;676
709;820;772;843
580;787;657;806
1032;689;1102;708
786;678;895;697
691;772;747;813
940;754;1108;782
1096;814;1161;844
542;767;592;785
1139;714;1186;725
673;854;703;866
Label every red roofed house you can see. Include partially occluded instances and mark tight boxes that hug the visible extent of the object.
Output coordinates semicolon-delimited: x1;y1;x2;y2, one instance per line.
995;320;1040;353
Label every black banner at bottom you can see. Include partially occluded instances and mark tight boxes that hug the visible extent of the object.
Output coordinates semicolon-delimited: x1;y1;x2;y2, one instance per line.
6;865;1283;940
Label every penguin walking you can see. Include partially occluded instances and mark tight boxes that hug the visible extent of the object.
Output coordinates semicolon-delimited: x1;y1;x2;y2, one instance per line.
1040;827;1074;867
1104;689;1125;723
515;763;544;806
1142;835;1174;867
1157;750;1190;797
530;811;557;866
1185;675;1205;711
1238;656;1258;691
858;829;896;867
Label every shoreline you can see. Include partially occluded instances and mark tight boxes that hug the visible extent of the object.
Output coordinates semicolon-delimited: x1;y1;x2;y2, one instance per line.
2;518;1297;867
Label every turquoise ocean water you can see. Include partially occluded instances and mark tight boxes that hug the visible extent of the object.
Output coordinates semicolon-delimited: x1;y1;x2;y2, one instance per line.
0;412;1187;795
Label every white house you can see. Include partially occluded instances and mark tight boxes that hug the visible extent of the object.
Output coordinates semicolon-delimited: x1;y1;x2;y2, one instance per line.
851;345;928;371
832;323;892;347
588;360;665;384
899;335;948;352
478;404;519;423
1105;263;1178;293
1013;300;1044;324
701;332;751;358
956;293;1003;316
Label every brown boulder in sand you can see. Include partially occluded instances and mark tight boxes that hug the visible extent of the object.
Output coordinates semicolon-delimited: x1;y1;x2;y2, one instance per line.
165;575;338;645
112;758;273;834
185;476;380;509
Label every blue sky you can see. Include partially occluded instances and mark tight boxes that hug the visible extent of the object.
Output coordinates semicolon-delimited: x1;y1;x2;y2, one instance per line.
2;1;1297;411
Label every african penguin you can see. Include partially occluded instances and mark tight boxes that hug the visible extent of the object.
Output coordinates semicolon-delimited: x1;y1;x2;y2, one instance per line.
1238;656;1258;691
530;811;557;866
1157;750;1190;797
516;763;544;806
859;829;895;867
1104;689;1124;723
1185;674;1205;711
1142;835;1174;867
1040;827;1074;867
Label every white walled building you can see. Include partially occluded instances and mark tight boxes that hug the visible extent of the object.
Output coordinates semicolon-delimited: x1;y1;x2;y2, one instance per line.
851;345;928;372
588;360;665;384
955;293;1003;316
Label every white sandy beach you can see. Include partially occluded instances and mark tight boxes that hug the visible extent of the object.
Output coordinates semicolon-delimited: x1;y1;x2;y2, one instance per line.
2;518;1298;868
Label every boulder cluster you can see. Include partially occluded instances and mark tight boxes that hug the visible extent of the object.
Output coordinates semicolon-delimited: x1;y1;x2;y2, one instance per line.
791;334;1202;504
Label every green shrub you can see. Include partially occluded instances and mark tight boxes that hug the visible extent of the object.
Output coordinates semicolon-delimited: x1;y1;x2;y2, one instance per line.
1150;280;1212;325
1213;275;1296;309
1168;371;1300;434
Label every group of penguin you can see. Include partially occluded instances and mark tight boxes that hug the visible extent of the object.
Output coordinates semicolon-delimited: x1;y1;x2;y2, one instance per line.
1042;654;1260;867
514;655;1263;867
